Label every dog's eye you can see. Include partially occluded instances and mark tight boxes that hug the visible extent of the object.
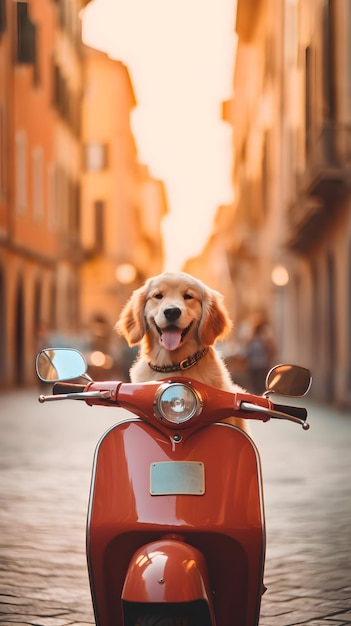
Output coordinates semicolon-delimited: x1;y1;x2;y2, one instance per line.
154;293;163;300
183;293;193;300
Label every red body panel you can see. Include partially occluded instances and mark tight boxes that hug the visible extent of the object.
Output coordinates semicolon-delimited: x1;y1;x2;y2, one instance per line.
87;420;265;626
87;419;265;626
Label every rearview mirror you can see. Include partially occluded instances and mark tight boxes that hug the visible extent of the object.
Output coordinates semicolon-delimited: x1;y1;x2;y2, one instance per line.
266;364;312;397
36;348;88;382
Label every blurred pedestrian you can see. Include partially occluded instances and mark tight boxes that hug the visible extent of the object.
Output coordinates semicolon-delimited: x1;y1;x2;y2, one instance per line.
245;322;276;394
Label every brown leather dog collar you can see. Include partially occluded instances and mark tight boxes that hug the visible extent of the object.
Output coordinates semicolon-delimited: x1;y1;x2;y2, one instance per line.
148;348;209;373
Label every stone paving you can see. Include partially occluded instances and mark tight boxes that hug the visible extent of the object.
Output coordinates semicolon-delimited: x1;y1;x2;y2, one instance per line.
252;400;351;625
0;388;350;625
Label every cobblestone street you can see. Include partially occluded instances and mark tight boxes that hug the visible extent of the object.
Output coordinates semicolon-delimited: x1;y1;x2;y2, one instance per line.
0;388;350;625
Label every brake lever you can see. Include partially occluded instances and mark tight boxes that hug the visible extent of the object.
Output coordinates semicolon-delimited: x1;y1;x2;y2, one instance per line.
240;401;310;430
38;390;113;403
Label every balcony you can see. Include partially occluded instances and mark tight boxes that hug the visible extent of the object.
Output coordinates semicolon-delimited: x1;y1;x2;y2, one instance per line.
288;123;351;252
303;123;351;197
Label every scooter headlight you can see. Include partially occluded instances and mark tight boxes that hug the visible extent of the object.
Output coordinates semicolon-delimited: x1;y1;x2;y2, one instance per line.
154;382;202;425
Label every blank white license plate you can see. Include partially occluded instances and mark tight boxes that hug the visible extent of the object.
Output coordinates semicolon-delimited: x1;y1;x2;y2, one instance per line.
150;461;205;495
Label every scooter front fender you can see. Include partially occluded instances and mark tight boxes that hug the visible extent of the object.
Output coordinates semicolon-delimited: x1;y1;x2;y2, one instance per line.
122;537;213;605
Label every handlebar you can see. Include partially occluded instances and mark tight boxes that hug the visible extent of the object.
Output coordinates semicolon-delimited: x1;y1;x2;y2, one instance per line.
271;402;307;421
38;378;310;430
53;382;86;394
38;381;113;404
240;400;309;430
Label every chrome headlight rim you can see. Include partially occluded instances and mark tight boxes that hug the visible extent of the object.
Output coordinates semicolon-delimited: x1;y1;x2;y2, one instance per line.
154;381;203;426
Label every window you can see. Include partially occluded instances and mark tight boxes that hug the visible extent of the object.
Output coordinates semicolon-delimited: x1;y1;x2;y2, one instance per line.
322;0;335;120
305;45;312;156
52;63;80;135
0;0;7;34
47;162;58;232
84;142;108;171
55;165;67;231
94;200;105;251
0;106;5;199
15;130;27;213
68;181;80;235
32;146;43;221
16;2;36;64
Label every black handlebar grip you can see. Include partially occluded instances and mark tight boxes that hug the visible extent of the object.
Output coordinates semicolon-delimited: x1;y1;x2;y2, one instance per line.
272;402;307;421
53;382;86;395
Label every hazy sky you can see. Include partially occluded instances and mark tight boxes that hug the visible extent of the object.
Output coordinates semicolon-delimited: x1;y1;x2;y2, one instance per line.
82;0;237;270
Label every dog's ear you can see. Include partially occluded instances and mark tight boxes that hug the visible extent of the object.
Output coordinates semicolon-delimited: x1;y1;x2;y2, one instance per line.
115;284;148;345
198;287;232;346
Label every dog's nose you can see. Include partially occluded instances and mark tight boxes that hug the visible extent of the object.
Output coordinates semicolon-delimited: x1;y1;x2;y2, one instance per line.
164;307;181;322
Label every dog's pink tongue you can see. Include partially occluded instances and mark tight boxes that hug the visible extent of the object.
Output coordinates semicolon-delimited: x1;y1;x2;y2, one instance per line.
161;329;182;351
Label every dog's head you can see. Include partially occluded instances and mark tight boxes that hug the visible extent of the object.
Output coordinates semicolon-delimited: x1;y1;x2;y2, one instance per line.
116;272;232;354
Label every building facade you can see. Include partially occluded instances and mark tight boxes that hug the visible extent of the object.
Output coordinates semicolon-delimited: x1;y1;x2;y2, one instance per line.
80;46;168;377
0;0;90;386
283;0;351;405
0;1;167;387
187;0;351;406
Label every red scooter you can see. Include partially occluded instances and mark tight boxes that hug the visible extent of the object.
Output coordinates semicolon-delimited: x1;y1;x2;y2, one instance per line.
36;348;311;626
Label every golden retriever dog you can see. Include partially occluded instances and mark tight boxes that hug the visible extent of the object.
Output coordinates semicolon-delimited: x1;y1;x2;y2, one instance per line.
116;272;247;431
